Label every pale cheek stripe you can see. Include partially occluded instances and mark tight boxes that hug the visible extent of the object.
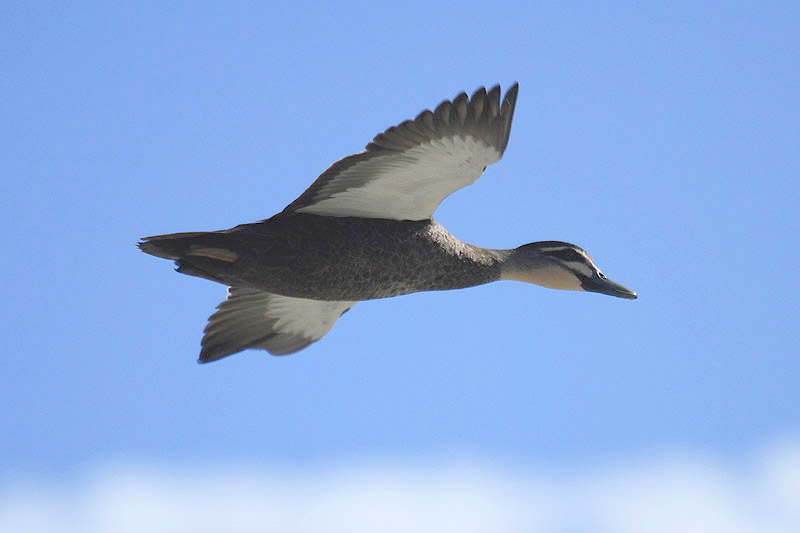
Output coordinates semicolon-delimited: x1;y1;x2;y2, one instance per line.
569;262;593;278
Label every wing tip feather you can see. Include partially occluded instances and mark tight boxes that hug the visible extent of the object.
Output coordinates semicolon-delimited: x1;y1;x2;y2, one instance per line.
282;82;521;217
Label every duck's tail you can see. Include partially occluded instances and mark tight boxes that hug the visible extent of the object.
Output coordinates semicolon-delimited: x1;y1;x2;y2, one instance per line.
138;231;241;284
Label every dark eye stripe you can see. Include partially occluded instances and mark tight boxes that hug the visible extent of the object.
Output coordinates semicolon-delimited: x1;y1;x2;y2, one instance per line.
549;248;583;262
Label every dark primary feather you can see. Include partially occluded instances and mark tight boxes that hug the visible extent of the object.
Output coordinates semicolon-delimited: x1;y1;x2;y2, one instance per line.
200;288;316;361
281;83;518;216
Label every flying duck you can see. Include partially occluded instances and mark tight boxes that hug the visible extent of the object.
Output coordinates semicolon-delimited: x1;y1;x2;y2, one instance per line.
140;83;637;362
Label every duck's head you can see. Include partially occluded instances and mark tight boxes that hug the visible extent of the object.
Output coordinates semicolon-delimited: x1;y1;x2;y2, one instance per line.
500;241;637;299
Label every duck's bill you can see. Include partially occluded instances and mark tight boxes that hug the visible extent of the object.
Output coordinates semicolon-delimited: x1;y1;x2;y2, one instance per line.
583;274;638;300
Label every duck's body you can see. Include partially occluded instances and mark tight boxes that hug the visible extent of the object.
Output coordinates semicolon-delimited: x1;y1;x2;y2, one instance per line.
142;214;502;301
140;83;637;362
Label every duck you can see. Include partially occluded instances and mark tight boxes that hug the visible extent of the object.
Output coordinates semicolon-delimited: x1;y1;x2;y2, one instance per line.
139;83;637;362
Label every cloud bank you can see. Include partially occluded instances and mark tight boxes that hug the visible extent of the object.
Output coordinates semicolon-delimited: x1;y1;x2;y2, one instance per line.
2;439;799;533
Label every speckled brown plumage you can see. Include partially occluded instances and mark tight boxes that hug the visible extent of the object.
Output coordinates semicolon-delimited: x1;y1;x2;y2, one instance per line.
140;214;504;301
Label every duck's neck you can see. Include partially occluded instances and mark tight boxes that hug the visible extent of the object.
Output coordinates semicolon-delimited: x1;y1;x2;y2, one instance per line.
496;246;583;291
424;221;534;287
495;246;538;281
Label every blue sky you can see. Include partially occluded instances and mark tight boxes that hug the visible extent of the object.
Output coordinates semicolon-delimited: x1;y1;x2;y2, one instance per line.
2;1;799;530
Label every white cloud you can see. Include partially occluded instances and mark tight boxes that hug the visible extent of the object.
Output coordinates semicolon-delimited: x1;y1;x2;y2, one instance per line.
2;440;800;533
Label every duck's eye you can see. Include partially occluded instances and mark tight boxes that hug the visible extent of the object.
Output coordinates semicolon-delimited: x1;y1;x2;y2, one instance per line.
598;272;607;279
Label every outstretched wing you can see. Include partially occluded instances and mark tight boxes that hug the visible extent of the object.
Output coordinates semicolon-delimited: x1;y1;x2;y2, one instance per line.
281;83;519;221
199;287;356;362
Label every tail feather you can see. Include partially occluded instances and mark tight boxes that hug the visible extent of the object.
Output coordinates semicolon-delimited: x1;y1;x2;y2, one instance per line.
138;231;225;260
139;231;242;284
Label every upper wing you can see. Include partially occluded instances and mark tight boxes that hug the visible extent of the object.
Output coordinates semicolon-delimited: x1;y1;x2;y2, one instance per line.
281;83;519;221
199;287;357;362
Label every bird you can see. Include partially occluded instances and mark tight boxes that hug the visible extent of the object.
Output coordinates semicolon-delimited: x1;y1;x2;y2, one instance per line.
139;83;637;363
